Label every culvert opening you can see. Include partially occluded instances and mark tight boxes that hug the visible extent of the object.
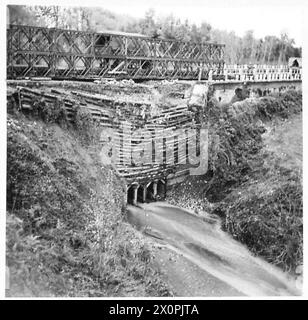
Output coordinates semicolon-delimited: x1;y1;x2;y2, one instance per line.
127;185;135;205
137;186;144;203
146;182;155;202
157;180;166;200
127;180;166;205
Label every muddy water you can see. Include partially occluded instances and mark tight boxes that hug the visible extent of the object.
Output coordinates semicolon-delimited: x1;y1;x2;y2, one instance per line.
127;202;300;297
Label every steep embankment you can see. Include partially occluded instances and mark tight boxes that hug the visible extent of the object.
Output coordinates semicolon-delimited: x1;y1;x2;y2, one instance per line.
6;104;170;297
221;113;302;273
167;90;302;275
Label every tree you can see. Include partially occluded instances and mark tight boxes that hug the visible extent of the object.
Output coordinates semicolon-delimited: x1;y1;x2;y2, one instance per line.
8;5;41;26
8;5;301;65
199;22;211;42
140;8;156;36
242;30;255;63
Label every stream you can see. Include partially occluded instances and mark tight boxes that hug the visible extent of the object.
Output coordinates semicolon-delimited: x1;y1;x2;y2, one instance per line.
127;201;301;296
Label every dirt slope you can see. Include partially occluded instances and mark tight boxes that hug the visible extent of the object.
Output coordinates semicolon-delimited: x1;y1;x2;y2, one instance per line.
6;111;169;297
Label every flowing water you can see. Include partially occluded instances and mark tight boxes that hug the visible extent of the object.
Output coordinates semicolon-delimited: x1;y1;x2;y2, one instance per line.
127;201;301;297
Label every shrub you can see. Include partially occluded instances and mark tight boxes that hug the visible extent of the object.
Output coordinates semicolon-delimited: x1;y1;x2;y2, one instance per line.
32;97;68;124
221;172;302;273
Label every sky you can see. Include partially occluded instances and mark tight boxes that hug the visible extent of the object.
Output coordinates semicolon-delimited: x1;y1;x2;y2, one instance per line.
4;0;306;45
98;0;305;46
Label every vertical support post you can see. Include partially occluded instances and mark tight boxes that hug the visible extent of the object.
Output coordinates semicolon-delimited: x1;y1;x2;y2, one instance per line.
124;185;128;204
153;181;157;197
198;63;202;81
7;25;12;78
143;186;147;203
50;28;56;77
133;185;138;206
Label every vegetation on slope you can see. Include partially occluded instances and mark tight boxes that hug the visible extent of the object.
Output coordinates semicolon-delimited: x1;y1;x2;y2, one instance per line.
168;90;302;273
6;98;170;297
205;90;302;199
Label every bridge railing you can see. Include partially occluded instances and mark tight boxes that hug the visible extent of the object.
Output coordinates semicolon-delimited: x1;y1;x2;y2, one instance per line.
220;64;302;82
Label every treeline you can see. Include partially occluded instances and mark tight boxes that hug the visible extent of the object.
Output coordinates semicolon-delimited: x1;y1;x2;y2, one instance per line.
8;5;301;64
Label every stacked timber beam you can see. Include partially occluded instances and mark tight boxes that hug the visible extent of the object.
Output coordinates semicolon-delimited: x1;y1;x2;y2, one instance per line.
7;81;200;185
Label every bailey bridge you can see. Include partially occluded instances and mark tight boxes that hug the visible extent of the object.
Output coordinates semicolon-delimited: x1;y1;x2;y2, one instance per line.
6;25;302;204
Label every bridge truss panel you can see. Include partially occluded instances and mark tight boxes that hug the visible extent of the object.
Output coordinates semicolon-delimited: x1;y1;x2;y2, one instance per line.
7;24;225;80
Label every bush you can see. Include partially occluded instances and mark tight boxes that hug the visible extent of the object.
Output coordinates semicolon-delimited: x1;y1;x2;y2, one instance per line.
256;91;302;120
72;106;100;145
221;172;302;273
32;97;68;124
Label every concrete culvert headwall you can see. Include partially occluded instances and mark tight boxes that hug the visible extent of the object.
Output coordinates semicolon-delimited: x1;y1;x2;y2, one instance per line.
126;179;167;205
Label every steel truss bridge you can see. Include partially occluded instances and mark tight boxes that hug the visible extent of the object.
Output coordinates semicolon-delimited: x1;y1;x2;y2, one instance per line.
7;24;225;80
